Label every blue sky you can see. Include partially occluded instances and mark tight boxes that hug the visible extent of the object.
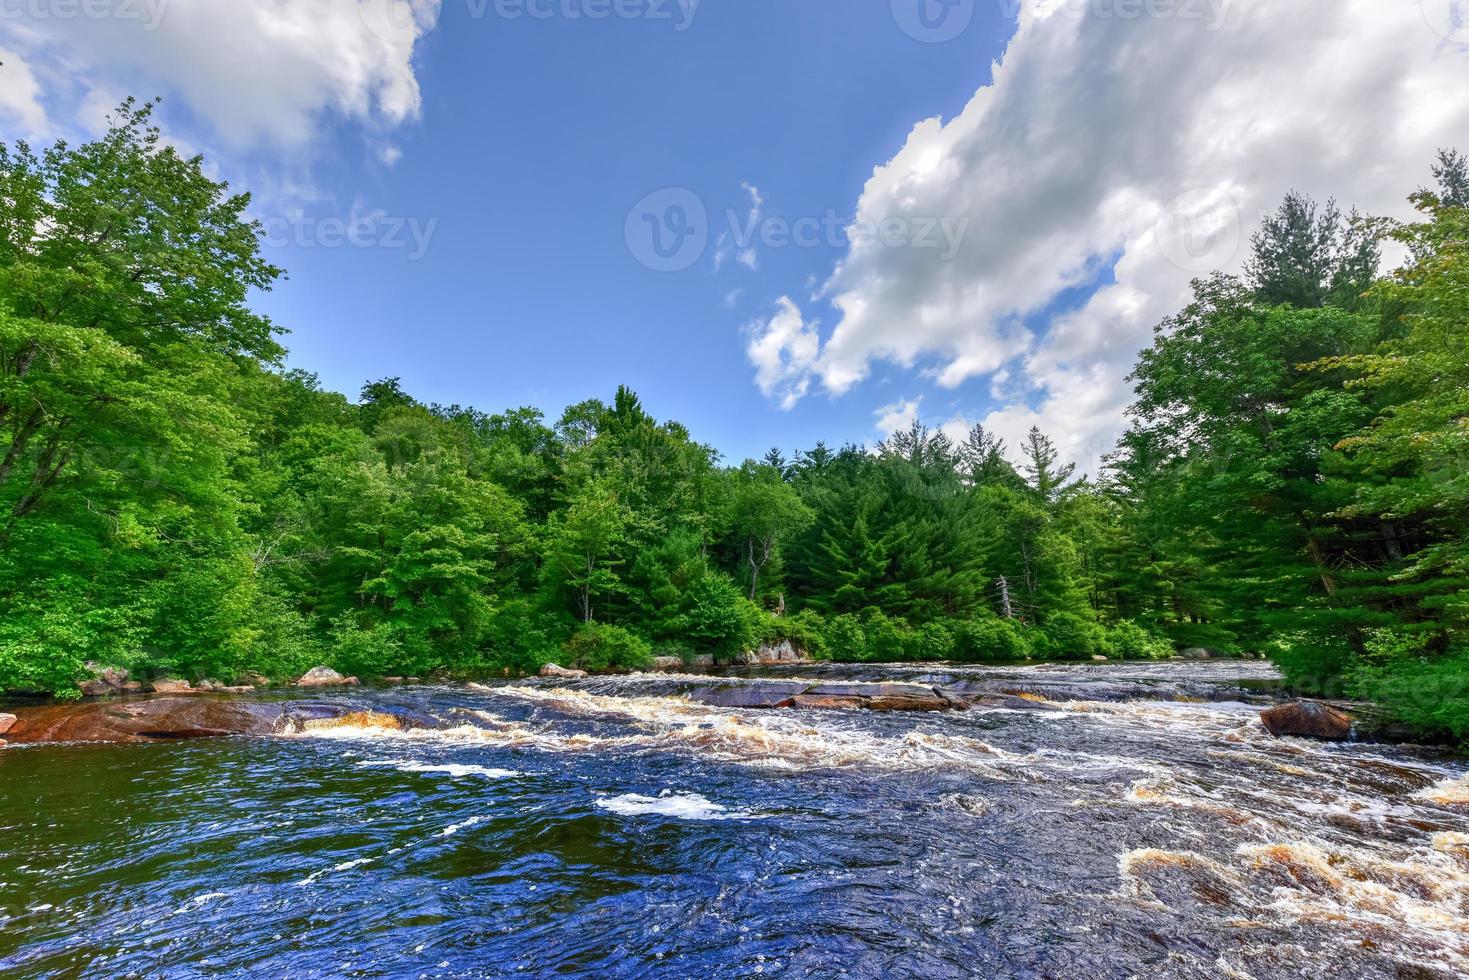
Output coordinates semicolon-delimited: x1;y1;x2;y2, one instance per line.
2;1;1464;471
255;2;1016;463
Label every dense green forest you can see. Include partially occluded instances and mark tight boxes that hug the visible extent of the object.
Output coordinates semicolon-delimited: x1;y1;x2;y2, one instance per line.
1;104;1466;739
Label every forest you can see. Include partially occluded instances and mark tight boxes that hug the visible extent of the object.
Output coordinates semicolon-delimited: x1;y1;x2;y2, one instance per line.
2;102;1466;741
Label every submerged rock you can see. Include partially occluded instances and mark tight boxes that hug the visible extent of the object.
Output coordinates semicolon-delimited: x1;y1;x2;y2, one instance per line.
1260;701;1353;741
296;667;360;688
540;663;589;679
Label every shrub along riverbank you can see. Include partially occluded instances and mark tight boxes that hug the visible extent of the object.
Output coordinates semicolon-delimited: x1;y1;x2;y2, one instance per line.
1;104;1466;743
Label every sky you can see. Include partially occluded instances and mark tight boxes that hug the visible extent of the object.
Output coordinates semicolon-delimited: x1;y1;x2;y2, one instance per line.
1;0;1467;473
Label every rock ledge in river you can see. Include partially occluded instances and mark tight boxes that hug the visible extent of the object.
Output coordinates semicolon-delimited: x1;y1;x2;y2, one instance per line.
540;663;588;679
691;681;958;713
1260;700;1353;741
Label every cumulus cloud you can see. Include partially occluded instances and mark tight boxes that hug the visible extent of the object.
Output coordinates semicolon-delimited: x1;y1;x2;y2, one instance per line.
875;397;922;439
1;0;440;150
758;0;1469;472
0;47;50;136
745;296;821;410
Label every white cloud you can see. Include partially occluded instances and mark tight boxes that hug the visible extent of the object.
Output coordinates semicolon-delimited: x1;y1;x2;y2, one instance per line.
717;181;765;272
2;0;440;151
759;0;1469;469
744;296;821;410
0;48;50;136
875;396;922;439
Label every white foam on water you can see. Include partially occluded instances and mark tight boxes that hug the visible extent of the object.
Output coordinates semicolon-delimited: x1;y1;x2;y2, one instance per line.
594;791;764;822
1416;773;1469;806
439;815;487;837
333;858;375;872
356;760;520;779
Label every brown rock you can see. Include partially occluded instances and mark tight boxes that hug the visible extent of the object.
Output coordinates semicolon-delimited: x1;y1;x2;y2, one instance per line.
0;698;424;745
867;694;955;712
539;663;589;679
80;680;118;697
296;667;354;687
805;682;939;700
121;681;143;693
652;657;684;672
4;699;290;744
0;712;16;736
148;679;193;694
786;694;866;711
236;672;271;687
1260;701;1353;741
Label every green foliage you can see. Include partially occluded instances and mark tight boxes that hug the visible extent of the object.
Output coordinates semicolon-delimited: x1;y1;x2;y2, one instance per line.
1038;611;1107;659
1103;620;1174;660
676;574;760;662
951;617;1034;662
562;622;653;673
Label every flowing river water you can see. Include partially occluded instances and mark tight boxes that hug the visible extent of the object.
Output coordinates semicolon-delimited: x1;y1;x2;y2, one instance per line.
2;661;1468;978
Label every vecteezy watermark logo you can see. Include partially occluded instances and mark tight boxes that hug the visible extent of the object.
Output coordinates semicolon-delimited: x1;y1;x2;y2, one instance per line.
627;189;971;271
0;0;170;29
892;0;974;43
625;188;708;272
1154;188;1240;274
360;0;701;42
1422;0;1469;46
259;213;438;260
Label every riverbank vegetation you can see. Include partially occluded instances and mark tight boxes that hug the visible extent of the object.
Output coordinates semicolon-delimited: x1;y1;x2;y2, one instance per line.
1;105;1465;740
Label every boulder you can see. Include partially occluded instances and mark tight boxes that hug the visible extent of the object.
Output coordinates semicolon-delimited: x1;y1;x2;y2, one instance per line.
1091;655;1110;663
688;655;716;669
121;681;143;693
0;712;16;736
753;639;807;664
236;672;271;687
405;677;422;684
295;667;359;688
1178;648;1217;660
148;679;194;694
539;663;589;679
1260;701;1353;741
652;657;684;672
79;664;130;697
383;676;405;684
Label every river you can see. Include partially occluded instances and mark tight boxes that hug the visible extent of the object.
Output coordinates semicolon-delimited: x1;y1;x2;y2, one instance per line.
2;661;1467;978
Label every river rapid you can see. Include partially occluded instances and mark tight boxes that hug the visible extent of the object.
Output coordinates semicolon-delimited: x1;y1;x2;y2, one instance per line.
2;661;1468;979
